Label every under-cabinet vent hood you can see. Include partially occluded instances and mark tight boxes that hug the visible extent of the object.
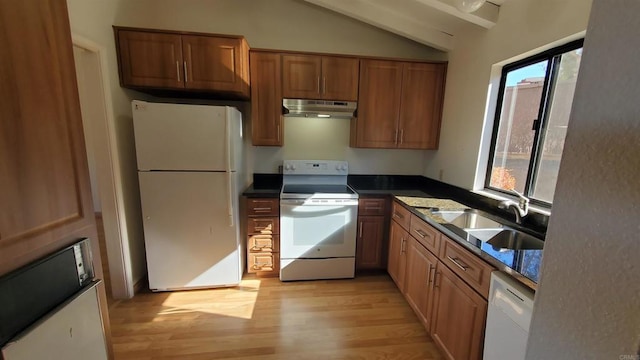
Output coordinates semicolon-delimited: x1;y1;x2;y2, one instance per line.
283;99;357;119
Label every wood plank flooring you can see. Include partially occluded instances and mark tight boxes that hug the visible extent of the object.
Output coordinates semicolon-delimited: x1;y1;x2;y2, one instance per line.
108;274;444;359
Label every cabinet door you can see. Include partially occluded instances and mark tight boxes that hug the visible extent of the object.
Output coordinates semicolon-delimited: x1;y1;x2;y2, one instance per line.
387;221;408;292
116;30;183;88
0;0;110;354
282;54;321;99
182;35;249;96
250;51;283;146
354;60;403;148
405;237;438;332
431;262;487;360
356;216;385;270
321;56;359;101
398;63;446;149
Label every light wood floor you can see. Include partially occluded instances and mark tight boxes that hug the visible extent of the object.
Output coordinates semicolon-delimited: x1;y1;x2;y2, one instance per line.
107;274;444;359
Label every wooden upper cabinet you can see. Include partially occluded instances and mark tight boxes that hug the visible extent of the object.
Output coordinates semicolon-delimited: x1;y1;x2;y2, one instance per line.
282;54;321;99
117;30;184;89
182;35;249;95
353;60;403;148
352;59;446;149
250;51;283;146
398;63;446;149
321;56;359;101
114;27;250;98
282;54;359;101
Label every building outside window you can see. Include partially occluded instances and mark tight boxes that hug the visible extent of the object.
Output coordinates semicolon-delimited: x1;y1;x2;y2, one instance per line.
486;39;584;206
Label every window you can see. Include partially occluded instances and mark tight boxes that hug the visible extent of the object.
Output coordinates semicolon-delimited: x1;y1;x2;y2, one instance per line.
486;39;583;206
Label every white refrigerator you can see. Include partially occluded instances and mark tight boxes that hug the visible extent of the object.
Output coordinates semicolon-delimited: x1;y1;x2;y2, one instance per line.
132;100;245;291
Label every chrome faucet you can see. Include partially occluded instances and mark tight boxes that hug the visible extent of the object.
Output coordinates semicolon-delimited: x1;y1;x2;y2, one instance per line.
498;190;529;224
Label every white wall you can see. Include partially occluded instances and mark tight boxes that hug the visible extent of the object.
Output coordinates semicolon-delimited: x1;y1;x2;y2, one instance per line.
113;0;445;60
253;117;428;175
526;0;640;358
425;0;592;188
67;0;147;297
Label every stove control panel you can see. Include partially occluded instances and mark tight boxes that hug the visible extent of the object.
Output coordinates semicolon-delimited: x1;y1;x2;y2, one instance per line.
282;160;348;175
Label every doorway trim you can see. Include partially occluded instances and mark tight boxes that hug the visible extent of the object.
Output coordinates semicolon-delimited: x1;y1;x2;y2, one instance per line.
72;34;134;298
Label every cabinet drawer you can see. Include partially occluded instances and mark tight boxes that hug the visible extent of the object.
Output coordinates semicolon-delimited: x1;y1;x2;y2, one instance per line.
248;252;280;275
410;215;440;255
248;234;280;253
247;217;280;235
391;201;411;230
358;198;387;216
440;237;494;298
247;198;279;216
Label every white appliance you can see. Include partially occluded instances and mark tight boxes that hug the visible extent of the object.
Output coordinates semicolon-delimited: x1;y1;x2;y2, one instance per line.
279;160;359;281
484;271;535;360
132;100;245;291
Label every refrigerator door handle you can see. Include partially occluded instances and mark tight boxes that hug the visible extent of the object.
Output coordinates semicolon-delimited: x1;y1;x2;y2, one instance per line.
227;172;234;227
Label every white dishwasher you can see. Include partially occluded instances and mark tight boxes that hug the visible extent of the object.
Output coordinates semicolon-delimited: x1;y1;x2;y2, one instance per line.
483;271;535;360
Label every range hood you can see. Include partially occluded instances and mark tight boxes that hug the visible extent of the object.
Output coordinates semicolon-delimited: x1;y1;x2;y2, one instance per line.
283;99;357;119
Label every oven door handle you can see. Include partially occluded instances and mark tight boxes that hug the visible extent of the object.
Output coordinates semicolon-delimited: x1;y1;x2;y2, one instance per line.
280;199;359;206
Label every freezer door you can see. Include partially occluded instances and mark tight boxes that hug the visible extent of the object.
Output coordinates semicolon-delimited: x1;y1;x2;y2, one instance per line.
132;101;242;171
138;171;241;290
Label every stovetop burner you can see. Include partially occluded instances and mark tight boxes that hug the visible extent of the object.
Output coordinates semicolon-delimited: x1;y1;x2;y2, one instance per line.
282;184;356;195
280;160;358;200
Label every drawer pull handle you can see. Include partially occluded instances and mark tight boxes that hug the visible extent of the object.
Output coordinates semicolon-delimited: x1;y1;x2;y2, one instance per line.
358;221;363;237
393;212;404;219
447;255;470;271
253;207;273;212
364;206;382;210
414;229;428;238
252;264;273;271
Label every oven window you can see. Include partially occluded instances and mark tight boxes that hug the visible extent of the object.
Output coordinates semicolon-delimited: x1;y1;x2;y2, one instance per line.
293;214;347;246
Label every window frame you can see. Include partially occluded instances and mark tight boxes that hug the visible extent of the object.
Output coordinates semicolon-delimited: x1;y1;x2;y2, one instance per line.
484;39;584;207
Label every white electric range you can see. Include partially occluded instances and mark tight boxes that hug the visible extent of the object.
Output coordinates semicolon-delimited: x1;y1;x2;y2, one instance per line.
279;160;359;281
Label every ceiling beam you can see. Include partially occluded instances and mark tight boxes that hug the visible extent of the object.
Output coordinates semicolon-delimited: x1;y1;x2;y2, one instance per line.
304;0;454;51
414;0;500;29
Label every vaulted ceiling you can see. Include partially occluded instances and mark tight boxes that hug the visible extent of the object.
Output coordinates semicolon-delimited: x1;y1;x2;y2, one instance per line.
302;0;505;52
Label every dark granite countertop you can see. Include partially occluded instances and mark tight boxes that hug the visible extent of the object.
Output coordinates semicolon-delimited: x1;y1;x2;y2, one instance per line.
243;173;547;290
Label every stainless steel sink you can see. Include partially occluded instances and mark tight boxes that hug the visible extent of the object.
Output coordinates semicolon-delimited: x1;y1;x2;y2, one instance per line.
432;210;504;229
465;228;504;242
486;229;544;250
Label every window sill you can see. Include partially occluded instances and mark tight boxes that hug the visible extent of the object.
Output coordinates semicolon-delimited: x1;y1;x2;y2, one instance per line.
472;189;552;216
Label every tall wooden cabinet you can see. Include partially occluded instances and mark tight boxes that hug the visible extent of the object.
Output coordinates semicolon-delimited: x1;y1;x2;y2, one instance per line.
250;51;283;146
282;54;359;101
115;27;250;98
353;60;446;149
0;0;110;355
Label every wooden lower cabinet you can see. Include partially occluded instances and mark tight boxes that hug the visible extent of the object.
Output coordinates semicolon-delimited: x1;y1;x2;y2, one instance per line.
388;220;408;291
431;262;488;360
246;197;280;277
356;215;386;270
356;197;388;270
404;236;438;331
388;200;490;360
